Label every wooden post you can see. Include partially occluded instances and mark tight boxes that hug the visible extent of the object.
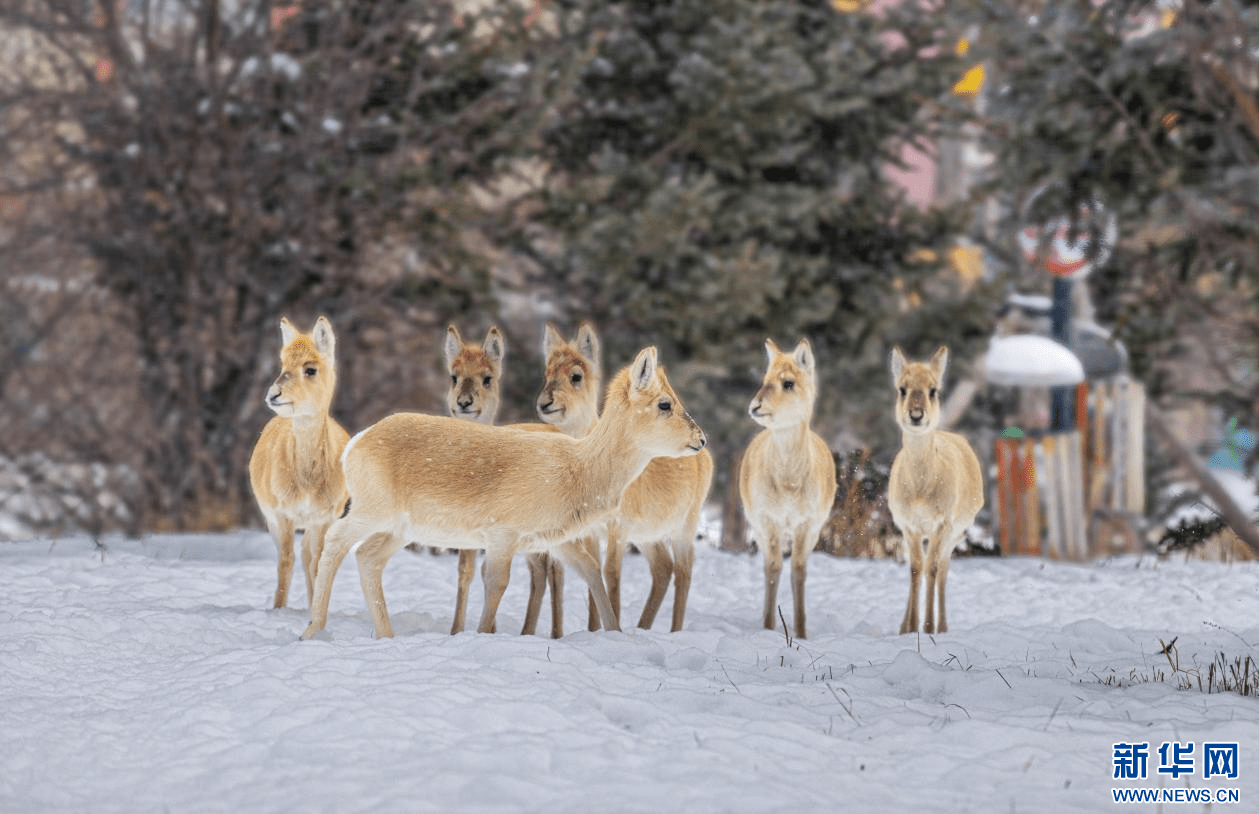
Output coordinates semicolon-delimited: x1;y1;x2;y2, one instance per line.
1111;376;1128;512
1020;437;1041;555
1091;379;1110;511
1076;381;1091;515
1065;429;1089;560
1040;435;1062;559
1125;381;1146;515
1054;435;1076;559
995;439;1013;555
1013;441;1029;554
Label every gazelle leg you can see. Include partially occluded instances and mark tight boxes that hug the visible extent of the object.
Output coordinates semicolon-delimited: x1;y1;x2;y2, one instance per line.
603;526;625;629
269;517;297;609
452;549;478;635
636;542;674;630
669;537;695;633
302;513;372;639
578;536;599;633
761;529;783;631
791;524;819;639
477;546;516;634
356;531;407;639
301;523;331;609
546;555;565;639
899;533;924;635
520;552;548;636
935;533;957;634
556;539;620;633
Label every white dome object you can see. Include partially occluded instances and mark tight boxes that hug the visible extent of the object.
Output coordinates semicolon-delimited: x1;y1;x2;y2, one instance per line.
984;334;1086;387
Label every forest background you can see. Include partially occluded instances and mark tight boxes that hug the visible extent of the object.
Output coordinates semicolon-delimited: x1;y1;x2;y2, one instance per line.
1;0;1256;549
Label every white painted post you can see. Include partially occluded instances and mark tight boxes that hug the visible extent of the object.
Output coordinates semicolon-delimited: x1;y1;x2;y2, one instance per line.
1126;381;1146;515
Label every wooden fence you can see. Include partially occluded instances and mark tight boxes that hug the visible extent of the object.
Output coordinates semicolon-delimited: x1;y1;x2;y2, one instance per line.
994;376;1145;559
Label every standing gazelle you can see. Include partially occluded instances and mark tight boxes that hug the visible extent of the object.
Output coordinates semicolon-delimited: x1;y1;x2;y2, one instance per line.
248;316;350;609
301;347;707;640
442;322;581;639
445;324;504;424
739;338;836;639
887;346;983;635
442;324;506;635
517;322;604;638
536;324;714;632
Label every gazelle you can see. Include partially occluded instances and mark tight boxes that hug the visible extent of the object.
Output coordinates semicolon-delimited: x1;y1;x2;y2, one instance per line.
535;324;714;632
604;452;714;631
301;346;707;640
517;322;604;638
248;316;350;609
444;324;504;423
739;338;836;639
887;346;984;635
441;324;506;636
441;322;583;639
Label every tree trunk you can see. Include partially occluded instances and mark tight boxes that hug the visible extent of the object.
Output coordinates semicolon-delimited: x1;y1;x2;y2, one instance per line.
1148;402;1259;558
720;448;750;553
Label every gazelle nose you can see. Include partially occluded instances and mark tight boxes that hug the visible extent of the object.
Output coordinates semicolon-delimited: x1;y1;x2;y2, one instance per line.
458;397;474;409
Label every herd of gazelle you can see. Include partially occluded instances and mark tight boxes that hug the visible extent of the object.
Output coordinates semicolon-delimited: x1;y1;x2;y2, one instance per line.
249;317;983;641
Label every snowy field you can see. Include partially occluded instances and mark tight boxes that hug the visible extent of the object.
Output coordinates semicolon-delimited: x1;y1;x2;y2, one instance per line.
3;531;1258;813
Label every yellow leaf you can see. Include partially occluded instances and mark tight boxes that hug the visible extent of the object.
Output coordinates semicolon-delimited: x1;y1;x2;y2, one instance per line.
954;64;985;96
949;244;983;284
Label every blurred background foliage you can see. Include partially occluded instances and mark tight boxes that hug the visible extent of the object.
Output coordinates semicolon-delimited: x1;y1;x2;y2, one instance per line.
1;0;1256;541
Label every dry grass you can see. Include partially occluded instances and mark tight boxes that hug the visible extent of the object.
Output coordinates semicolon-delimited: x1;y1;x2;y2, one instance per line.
1094;638;1259;698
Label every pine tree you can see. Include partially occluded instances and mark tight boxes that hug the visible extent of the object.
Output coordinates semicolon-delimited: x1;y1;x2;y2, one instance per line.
517;0;989;470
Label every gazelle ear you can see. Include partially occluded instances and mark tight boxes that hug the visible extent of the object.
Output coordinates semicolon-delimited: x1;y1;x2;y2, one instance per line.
929;345;949;385
483;326;505;367
311;316;336;364
890;346;907;384
630;346;659;392
444;325;462;368
543;323;565;359
576;321;601;368
764;338;781;365
792;338;815;373
280;317;297;348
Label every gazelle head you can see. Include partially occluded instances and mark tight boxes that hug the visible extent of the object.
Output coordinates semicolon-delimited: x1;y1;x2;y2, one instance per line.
604;347;707;457
536;321;602;435
748;338;819;430
444;325;505;424
891;346;948;436
265;316;338;419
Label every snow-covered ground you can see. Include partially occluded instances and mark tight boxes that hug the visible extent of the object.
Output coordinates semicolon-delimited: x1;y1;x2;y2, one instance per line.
3;532;1258;813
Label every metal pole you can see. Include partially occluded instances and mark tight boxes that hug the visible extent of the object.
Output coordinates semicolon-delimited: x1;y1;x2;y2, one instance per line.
1050;276;1074;432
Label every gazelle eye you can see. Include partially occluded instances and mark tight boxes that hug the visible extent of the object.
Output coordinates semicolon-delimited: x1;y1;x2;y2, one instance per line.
782;380;795;391
929;388;938;399
451;375;458;385
658;400;672;412
482;376;492;387
898;387;906;398
571;372;583;384
304;367;317;377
